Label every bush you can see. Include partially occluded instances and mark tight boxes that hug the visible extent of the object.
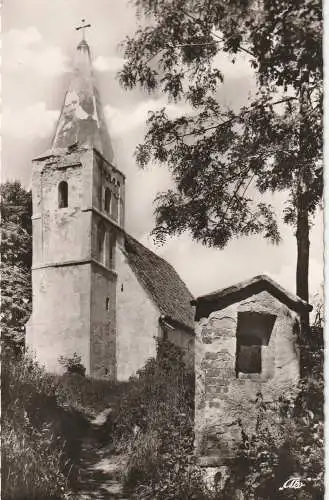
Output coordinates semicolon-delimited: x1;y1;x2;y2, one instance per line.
54;372;126;416
112;336;324;500
1;351;94;499
2;352;68;499
2;420;67;500
99;338;210;499
219;370;324;499
58;352;86;376
102;339;194;450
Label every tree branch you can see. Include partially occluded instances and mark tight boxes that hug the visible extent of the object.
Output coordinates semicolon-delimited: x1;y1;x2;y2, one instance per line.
179;7;256;58
163;96;298;146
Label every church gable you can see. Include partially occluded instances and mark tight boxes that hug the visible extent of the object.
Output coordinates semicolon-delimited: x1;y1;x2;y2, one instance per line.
123;233;195;332
115;244;161;380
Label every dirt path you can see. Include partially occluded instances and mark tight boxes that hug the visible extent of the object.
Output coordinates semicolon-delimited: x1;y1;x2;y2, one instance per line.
73;409;129;500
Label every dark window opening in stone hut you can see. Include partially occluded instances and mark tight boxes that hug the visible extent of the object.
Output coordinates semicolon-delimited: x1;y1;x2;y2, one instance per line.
58;181;68;208
236;337;262;374
104;187;111;213
235;311;276;376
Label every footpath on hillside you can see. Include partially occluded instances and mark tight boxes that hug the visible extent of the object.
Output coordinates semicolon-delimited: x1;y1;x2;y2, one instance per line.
72;409;129;500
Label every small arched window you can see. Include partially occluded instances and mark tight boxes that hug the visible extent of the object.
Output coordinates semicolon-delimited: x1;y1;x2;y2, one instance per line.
97;222;106;264
104;188;111;214
111;194;119;221
109;237;115;268
58;181;68;208
105;297;110;311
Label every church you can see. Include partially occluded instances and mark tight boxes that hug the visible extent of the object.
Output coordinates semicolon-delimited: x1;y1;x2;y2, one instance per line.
26;33;195;381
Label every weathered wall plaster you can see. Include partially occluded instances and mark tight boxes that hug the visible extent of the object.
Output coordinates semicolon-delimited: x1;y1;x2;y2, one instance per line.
194;290;300;465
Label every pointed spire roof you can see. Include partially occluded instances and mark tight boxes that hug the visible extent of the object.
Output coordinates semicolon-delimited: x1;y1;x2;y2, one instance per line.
52;37;114;163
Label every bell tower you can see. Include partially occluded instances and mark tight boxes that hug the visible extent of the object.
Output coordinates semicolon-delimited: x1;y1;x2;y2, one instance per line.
26;25;125;379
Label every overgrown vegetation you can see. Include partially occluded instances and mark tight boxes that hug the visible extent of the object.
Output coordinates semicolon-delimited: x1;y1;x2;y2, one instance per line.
0;181;32;352
2;352;71;499
1;328;323;499
220;370;324;499
1;350;115;499
97;338;209;499
100;337;323;500
59;352;87;377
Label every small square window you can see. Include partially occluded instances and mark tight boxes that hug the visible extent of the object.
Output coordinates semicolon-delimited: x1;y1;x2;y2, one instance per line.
235;311;276;376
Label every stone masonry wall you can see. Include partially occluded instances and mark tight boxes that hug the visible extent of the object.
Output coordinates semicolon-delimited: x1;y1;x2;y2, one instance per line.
115;246;160;381
90;262;117;379
26;264;91;374
92;152;125;226
32;150;94;267
27;150;94;374
195;290;300;465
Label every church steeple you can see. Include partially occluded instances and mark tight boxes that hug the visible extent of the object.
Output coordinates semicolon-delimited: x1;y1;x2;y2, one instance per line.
52;24;114;163
27;26;126;380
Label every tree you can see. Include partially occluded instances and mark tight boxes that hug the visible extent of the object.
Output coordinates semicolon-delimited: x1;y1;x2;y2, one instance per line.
0;181;32;350
119;0;323;322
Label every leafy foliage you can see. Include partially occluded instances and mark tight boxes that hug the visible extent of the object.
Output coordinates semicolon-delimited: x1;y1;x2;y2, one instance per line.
102;339;194;447
98;338;209;499
119;0;323;302
1;181;32;350
215;317;324;500
108;338;323;499
59;352;87;377
219;374;324;499
2;352;70;499
1;349;115;499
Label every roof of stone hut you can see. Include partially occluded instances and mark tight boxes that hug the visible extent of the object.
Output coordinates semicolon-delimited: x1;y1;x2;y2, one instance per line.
192;275;312;315
51;39;114;164
123;233;195;332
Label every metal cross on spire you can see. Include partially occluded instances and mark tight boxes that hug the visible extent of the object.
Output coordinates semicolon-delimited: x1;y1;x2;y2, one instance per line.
76;19;91;41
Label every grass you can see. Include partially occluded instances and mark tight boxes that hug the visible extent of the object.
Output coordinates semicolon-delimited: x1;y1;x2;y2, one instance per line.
1;349;119;499
2;351;69;499
92;338;212;500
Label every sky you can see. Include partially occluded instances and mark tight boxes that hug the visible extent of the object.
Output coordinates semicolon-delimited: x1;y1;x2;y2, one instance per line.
2;0;324;304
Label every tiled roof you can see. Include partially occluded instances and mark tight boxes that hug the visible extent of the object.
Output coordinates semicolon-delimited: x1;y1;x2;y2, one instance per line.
124;233;195;332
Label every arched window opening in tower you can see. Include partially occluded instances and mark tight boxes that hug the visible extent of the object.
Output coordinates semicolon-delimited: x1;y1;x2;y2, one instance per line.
98;184;103;209
58;181;68;208
106;297;110;311
111;194;119;221
109;237;115;268
104;187;111;214
97;222;106;264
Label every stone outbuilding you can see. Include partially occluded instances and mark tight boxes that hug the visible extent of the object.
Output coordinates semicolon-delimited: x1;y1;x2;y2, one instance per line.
192;275;312;467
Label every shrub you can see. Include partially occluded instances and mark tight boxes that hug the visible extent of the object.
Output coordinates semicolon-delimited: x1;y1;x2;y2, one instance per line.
2;352;68;499
219;376;324;499
1;351;94;499
58;352;86;376
54;372;126;416
2;419;67;500
99;338;210;499
102;338;194;450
